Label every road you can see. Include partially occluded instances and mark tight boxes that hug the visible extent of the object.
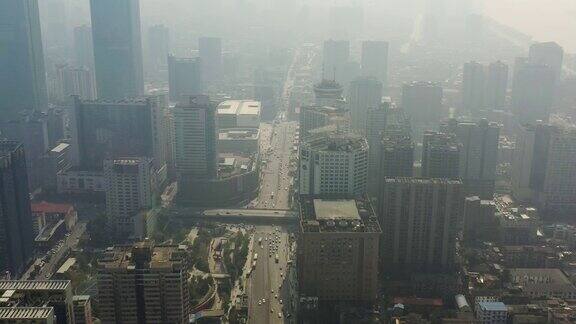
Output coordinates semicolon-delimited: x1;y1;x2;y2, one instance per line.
247;227;296;324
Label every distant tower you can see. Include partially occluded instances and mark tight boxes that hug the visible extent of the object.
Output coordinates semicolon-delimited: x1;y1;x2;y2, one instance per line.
348;77;383;135
401;81;443;139
421;131;460;179
462;61;486;114
313;79;345;107
512;64;555;124
90;0;144;99
147;24;170;77
322;40;350;84
361;41;389;87
199;37;223;86
485;61;509;109
529;41;564;81
168;55;203;102
0;0;48;119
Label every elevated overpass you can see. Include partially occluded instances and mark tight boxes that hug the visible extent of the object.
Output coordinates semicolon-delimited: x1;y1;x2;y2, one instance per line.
170;208;298;224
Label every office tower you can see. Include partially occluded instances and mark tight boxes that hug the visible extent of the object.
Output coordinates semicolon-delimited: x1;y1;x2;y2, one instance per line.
70;97;160;170
512;64;555;124
366;102;389;196
38;143;72;193
361;41;389;86
90;0;144;99
401;82;443;136
168;55;203;101
0;0;48;119
72;295;94;324
299;105;350;140
322;40;350;83
147;25;170;76
54;65;97;102
217;100;261;129
485;61;509;109
379;178;462;274
541;124;576;214
421;131;460;179
97;242;189;324
198;37;222;86
299;131;368;196
379;107;414;178
529;41;564;81
0;280;75;323
0;142;34;278
313;79;345;107
462;61;486;114
104;157;154;238
298;197;381;301
348;77;383;134
445;119;500;199
0;111;49;191
73;25;94;69
171;95;218;184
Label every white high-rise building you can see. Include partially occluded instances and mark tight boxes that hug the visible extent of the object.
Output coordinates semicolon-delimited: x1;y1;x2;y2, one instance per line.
104;157;154;238
299;131;368;196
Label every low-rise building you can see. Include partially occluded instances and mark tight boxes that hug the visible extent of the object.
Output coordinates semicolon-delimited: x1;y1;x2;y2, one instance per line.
57;168;105;194
218;128;259;154
494;196;538;245
501;246;558;268
217;100;261;128
509;268;576;300
475;301;508;324
31;202;77;237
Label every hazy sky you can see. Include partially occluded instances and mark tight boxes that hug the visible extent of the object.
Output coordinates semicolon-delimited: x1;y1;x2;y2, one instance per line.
483;0;576;52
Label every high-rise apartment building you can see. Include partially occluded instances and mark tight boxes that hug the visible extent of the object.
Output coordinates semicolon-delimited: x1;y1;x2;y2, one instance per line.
0;142;34;278
70;97;163;170
361;41;389;86
462;61;486;114
97;242;189;324
198;37;222;86
379;178;462;274
366;102;389;196
73;25;94;69
299;131;368;196
299;105;350;140
322;40;350;84
401;82;443;137
298;197;381;301
348;77;383;134
529;41;564;81
0;0;48;119
171;95;218;183
444;119;500;199
421;131;460;179
485;61;509;109
90;0;144;99
512;64;555;124
104;158;155;238
168;55;203;102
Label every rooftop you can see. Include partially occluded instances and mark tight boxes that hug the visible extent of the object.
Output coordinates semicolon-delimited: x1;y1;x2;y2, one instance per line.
0;307;54;319
300;196;381;234
477;301;507;312
217;100;261;116
98;242;187;272
31;201;74;214
509;268;576;293
303;131;368;153
51;142;70;153
0;280;70;292
219;128;259;140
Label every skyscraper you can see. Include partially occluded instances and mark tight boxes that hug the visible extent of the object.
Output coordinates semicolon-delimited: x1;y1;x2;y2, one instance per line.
299;131;368;196
299;105;350;140
366;102;389;196
90;0;144;99
361;41;389;86
104;157;154;238
322;40;350;84
168;55;203;102
171;95;218;183
529;41;564;81
198;37;222;86
313;79;345;107
54;65;97;102
147;24;170;77
379;178;462;274
0;141;34;278
444;119;500;199
485;61;509;109
73;25;94;69
97;242;190;323
512;64;556;124
421;131;460;179
462;61;486;114
0;0;48;119
348;77;383;134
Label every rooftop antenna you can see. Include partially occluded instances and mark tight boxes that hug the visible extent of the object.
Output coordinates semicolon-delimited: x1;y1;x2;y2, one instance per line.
332;66;337;82
321;63;326;81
